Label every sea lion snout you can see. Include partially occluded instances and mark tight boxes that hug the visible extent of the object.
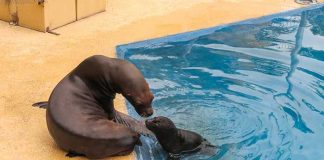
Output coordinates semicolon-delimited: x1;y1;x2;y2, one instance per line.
145;118;155;127
125;90;154;118
135;107;153;117
145;118;157;131
142;107;154;117
145;116;176;132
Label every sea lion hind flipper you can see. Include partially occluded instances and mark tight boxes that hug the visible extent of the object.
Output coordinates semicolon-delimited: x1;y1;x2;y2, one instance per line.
65;151;85;158
115;111;156;139
202;139;216;148
32;101;49;109
197;140;219;158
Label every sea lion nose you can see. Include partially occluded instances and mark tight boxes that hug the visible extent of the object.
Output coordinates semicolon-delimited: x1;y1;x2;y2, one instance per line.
146;108;154;117
145;118;154;125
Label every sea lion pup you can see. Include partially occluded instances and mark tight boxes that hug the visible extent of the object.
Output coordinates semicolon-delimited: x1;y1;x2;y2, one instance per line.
34;55;155;159
145;116;215;160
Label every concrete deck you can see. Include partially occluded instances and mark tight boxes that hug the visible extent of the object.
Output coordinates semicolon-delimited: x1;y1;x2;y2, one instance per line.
0;0;322;159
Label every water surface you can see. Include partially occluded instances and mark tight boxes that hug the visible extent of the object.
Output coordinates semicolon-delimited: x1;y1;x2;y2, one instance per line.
117;5;324;160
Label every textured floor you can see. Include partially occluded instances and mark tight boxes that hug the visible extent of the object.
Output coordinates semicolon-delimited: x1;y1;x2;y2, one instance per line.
0;0;320;159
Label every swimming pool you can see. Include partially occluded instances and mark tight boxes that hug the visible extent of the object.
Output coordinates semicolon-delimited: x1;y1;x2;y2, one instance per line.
117;4;324;160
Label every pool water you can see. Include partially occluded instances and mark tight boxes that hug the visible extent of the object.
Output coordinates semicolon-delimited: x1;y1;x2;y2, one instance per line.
117;4;324;160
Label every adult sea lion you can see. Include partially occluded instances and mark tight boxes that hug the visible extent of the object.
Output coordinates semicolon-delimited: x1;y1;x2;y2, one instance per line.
34;55;154;159
145;116;216;160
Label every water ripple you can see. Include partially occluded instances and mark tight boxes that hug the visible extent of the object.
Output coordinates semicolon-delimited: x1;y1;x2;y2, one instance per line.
119;6;324;160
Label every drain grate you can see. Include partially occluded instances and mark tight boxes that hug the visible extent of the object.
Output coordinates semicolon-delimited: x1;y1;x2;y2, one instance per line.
295;0;318;5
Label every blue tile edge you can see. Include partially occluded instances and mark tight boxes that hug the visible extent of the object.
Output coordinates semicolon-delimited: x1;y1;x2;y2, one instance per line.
116;3;324;59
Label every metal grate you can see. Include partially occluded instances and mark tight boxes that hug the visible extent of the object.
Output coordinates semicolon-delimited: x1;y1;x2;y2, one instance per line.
295;0;318;5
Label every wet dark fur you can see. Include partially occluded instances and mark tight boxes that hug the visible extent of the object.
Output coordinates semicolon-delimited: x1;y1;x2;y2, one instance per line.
146;116;215;159
33;55;155;159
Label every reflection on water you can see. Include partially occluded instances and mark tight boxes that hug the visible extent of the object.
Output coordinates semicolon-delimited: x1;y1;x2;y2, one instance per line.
118;5;324;160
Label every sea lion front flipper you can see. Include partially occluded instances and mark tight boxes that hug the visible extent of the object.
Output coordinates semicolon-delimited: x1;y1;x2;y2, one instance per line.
114;111;156;139
32;101;49;109
113;111;130;127
65;151;85;158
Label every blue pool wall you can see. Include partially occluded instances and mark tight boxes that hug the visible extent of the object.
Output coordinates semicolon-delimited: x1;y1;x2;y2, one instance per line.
117;3;324;58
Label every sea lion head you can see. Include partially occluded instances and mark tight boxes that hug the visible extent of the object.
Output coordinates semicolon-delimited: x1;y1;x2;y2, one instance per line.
124;88;154;118
145;116;177;134
115;61;154;117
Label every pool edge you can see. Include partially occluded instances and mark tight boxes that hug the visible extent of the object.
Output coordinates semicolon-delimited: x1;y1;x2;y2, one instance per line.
116;3;324;56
